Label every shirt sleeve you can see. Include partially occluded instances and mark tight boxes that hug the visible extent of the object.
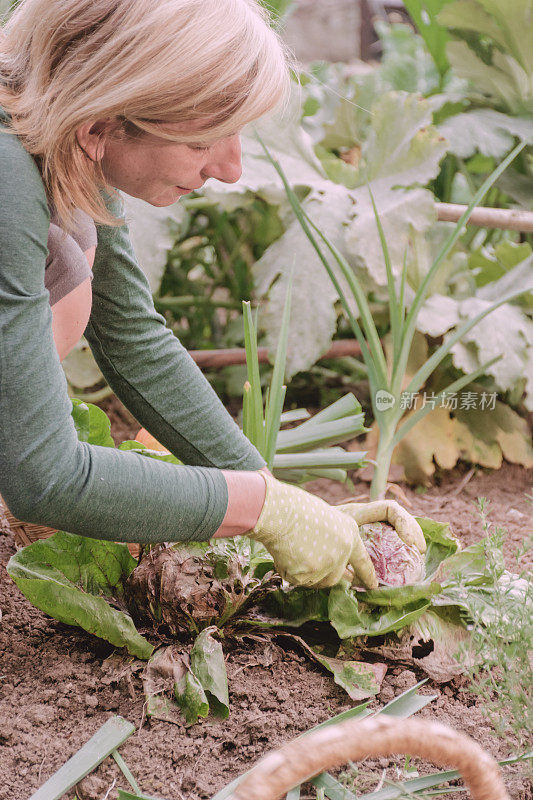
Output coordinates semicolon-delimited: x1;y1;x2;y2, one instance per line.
84;191;266;472
0;124;231;543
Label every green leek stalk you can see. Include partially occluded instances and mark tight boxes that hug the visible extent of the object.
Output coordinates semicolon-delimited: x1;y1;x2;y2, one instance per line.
258;134;529;499
241;279;368;483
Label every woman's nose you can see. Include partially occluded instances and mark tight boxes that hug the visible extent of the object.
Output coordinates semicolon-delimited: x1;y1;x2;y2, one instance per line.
203;135;242;184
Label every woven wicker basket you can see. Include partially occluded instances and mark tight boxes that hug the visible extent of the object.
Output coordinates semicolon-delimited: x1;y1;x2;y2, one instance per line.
233;716;510;800
1;496;140;558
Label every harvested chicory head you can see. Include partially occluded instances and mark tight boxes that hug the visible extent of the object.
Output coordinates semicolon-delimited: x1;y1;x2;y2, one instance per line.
361;522;425;587
124;541;279;635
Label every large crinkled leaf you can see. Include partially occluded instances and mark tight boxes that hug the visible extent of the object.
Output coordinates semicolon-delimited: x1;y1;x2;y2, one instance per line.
319;73;378;151
415;294;460;337
438;109;533;159
123;194;187;294
447;40;532;115
416;259;533;406
346;187;437;288
360;92;448;187
384;391;533;484
447;301;533;405
439;0;533;77
344;92;446;286
7;532;153;659
376;18;444;93
392;405;460;484
253;188;355;378
455;400;533;468
438;0;533;114
190;627;229;718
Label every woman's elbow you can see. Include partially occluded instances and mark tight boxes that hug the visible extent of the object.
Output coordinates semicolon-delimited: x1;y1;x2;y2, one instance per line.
1;465;67;526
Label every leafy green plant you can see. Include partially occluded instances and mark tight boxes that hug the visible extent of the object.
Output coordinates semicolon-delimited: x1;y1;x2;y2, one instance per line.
438;0;533;116
402;0;454;80
459;499;533;758
7;377;527;727
242;287;368;484
260;135;530;499
7;397;522;715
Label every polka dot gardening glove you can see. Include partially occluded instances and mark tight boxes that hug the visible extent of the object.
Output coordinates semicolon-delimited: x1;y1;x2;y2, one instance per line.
334;500;427;554
249;473;378;590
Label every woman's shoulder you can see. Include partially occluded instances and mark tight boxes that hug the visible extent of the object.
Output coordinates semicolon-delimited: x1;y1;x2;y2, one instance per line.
0;106;48;209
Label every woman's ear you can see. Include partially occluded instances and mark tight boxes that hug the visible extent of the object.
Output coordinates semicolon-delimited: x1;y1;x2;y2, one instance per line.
75;120;110;162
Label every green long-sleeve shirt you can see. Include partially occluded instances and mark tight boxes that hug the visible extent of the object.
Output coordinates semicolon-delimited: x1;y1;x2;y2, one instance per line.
0;108;265;543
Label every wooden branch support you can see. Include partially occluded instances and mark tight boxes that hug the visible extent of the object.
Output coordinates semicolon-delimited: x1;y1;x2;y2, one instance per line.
436;202;533;232
185;201;533;371
188;339;363;369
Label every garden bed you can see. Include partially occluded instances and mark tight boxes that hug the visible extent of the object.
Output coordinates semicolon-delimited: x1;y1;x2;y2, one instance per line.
0;397;531;800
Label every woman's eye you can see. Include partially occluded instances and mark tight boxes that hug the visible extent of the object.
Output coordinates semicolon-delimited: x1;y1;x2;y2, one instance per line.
189;144;210;152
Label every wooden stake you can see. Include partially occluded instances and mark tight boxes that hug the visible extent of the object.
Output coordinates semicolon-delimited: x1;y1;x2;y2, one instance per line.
436;202;533;232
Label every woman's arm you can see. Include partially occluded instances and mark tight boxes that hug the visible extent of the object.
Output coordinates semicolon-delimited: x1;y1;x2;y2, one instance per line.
84;191;267;473
214;468;267;538
0;118;240;544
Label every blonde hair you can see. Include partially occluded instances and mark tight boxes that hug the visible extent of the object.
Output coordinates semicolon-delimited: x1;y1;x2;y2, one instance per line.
0;0;292;228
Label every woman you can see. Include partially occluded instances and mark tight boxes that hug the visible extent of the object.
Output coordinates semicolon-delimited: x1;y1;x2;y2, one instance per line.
0;0;425;591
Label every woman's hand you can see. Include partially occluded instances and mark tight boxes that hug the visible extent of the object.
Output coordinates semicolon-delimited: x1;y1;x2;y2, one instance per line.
249;473;378;590
335;499;426;553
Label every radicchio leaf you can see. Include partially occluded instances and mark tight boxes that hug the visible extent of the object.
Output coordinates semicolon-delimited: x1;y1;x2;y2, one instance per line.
361;522;425;586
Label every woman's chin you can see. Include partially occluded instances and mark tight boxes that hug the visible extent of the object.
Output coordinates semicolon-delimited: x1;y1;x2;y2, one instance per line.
145;186;190;206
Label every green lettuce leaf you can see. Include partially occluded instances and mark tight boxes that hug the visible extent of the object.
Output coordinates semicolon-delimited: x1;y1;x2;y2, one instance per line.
143;645;209;727
329;582;430;639
71;398;115;447
190;627;229;718
7;532;153;659
174;669;210;726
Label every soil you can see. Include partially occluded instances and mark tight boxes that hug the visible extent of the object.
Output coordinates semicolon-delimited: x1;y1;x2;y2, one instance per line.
1;394;531;800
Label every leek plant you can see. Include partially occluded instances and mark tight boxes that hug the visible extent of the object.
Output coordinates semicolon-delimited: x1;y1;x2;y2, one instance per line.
259;138;530;499
241;281;368;485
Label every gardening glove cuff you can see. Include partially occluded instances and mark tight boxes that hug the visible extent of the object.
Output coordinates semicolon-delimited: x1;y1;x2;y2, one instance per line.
249;473;378;590
335;499;426;553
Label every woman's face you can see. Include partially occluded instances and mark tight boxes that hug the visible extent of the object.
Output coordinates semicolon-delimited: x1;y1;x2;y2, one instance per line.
98;124;243;206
